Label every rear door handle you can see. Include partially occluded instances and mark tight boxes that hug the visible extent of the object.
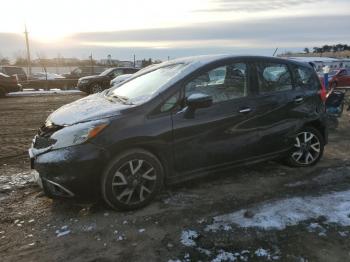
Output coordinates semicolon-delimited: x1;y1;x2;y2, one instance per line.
294;97;304;103
239;108;252;113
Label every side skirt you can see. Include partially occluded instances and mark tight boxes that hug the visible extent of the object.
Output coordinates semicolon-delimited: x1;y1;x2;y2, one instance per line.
165;149;290;185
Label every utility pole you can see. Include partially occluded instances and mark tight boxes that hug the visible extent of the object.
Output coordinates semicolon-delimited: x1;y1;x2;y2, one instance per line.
89;53;93;74
272;47;279;57
133;54;136;68
24;25;32;77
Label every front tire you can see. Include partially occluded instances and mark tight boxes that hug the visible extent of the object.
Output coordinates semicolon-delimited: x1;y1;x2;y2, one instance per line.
285;127;324;167
101;149;164;210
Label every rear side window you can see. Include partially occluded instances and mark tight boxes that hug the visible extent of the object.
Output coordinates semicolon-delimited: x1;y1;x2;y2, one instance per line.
293;65;320;90
256;62;292;94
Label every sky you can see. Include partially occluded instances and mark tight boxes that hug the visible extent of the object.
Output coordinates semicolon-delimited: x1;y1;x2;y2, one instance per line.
0;0;349;61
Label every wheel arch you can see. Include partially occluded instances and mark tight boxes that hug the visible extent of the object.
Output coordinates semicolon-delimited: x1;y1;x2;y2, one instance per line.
303;120;327;144
105;140;173;184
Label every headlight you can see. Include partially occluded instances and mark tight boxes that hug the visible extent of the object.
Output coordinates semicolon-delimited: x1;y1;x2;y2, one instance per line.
50;120;109;150
79;79;89;84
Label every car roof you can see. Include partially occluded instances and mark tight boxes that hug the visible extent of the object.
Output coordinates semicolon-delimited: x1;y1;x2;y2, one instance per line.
162;54;311;69
126;55;306;95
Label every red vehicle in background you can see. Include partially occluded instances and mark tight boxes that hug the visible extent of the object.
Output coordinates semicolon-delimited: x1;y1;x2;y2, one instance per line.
327;68;350;88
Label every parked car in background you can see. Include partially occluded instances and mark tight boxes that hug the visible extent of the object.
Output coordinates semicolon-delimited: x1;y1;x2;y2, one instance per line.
0;66;27;81
110;74;133;87
327;69;350;88
31;72;65;80
63;66;107;80
29;55;328;210
78;67;139;94
0;72;22;97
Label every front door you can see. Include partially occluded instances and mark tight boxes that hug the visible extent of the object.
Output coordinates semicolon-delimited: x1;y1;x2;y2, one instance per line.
171;61;261;174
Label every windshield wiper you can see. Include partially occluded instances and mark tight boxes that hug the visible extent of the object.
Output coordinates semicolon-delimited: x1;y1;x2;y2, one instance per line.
108;94;134;105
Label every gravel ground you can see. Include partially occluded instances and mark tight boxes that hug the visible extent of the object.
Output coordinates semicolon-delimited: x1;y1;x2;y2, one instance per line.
0;93;350;262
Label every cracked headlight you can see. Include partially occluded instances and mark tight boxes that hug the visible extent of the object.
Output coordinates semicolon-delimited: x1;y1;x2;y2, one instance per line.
50;120;108;150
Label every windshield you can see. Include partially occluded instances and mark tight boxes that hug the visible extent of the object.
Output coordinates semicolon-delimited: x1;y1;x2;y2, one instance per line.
100;68;115;76
107;63;186;104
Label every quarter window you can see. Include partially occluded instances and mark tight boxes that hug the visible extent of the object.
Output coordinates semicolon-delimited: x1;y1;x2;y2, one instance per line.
185;63;248;103
257;63;292;94
160;93;179;113
293;65;319;90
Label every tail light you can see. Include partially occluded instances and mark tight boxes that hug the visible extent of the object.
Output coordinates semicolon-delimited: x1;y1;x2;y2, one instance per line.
319;80;327;102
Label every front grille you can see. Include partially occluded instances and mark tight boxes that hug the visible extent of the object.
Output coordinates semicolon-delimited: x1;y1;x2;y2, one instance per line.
34;136;57;149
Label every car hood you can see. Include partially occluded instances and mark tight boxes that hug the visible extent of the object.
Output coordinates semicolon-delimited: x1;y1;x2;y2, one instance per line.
79;75;106;81
47;92;132;126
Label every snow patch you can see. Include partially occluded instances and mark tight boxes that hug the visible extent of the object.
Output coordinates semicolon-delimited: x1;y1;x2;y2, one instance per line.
212;250;237;262
0;172;34;193
207;190;350;230
180;230;199;247
56;225;71;237
8;90;82;97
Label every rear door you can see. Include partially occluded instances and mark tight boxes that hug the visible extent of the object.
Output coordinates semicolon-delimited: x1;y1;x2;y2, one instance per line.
247;59;297;154
287;63;322;138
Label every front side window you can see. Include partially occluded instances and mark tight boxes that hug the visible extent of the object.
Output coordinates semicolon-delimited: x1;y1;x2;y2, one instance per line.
257;62;292;94
185;63;248;103
293;65;319;90
110;69;123;77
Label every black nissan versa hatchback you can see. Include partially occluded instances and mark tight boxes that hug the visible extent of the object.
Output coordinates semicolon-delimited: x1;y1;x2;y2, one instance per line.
29;55;328;210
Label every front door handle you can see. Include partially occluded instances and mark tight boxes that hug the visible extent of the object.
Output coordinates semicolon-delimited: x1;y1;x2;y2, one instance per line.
294;97;304;103
239;108;252;113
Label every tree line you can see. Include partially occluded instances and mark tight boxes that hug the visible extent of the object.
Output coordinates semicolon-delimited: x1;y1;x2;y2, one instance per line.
304;44;350;54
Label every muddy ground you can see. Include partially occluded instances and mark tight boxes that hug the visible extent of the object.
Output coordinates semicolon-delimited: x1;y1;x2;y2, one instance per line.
0;93;350;262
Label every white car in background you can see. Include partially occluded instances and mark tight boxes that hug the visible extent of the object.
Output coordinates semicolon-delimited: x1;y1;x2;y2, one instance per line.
110;74;133;87
31;72;65;80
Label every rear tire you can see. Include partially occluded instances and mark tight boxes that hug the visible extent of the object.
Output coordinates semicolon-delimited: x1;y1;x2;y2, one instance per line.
101;149;164;211
285;127;324;167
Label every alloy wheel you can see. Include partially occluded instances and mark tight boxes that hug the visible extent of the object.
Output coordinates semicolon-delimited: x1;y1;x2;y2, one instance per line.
111;159;157;205
91;84;103;93
291;131;321;165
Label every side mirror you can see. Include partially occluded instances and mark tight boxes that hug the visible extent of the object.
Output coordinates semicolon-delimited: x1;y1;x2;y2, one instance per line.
184;93;212;119
187;93;213;109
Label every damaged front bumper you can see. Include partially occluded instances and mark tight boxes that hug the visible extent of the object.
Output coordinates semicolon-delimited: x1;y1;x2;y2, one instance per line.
29;142;108;199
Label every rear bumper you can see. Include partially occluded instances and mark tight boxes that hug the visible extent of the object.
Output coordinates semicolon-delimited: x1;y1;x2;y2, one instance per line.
30;143;109;199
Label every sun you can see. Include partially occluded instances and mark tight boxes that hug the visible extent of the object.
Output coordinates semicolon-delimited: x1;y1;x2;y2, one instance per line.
29;27;70;44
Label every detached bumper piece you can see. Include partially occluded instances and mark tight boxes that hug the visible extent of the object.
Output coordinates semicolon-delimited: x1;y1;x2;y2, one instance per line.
43;178;75;198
